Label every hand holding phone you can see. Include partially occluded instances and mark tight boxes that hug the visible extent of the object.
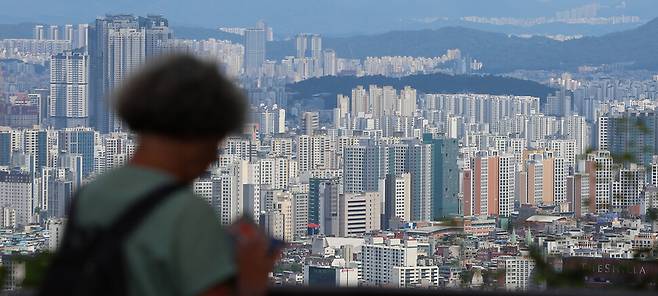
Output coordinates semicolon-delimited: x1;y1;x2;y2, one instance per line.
230;215;286;256
228;216;284;296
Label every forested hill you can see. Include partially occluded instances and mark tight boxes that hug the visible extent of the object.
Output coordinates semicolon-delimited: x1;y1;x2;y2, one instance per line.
286;73;556;109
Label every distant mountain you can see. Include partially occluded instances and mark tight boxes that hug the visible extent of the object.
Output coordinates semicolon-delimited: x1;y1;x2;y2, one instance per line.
1;0;657;35
172;26;242;43
268;17;658;73
410;19;643;37
286;73;556;109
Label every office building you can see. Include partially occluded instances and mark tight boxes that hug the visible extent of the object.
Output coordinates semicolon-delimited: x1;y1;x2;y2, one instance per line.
338;192;381;237
303;265;358;287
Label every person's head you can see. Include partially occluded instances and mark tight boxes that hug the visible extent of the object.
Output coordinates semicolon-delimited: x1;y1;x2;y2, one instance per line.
116;54;247;181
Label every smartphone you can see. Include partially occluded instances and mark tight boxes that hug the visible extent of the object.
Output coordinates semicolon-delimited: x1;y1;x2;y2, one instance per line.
268;238;287;255
231;215;287;255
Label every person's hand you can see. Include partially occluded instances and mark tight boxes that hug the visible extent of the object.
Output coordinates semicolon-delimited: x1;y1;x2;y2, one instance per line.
229;219;282;296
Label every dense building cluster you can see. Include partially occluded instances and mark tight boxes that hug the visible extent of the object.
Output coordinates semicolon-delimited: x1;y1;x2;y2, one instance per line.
2;12;658;292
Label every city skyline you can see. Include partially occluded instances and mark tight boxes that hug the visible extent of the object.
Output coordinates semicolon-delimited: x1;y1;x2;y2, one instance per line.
2;4;658;292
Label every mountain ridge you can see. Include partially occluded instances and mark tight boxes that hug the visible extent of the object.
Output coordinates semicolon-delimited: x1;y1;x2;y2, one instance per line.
261;17;658;73
3;17;657;73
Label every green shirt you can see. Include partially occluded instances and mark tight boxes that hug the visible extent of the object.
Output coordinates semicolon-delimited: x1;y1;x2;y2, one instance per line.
75;165;235;296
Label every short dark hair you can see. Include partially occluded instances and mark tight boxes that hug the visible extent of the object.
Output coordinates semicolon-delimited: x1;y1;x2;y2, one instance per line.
116;54;247;139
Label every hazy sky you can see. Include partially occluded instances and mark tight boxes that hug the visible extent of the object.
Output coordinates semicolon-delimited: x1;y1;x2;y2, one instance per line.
1;0;657;35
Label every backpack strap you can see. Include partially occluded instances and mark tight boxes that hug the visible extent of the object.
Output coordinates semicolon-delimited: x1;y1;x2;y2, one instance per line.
106;182;186;240
38;182;187;296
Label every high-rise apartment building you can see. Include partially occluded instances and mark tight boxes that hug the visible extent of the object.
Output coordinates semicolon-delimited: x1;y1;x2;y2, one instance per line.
323;49;337;76
58;128;95;177
295;34;308;59
607;109;657;166
292;192;309;239
215;161;246;225
406;143;432;221
88;14;167;132
308;177;340;228
424;134;459;219
106;27;145;131
139;15;172;59
261;191;293;242
343;143;387;194
361;237;438;287
0;132;11;166
49;25;59;40
77;24;89;50
50;50;89;128
384;173;411;228
64;25;74;43
611;164;645;213
23;129;48;170
398;86;417;117
0;171;34;228
464;151;516;217
566;173;590;217
302;111;319;136
497;256;536;291
310;34;322;60
244;28;266;77
586;151;614;214
351;86;368;116
545;89;572;117
34;25;45;40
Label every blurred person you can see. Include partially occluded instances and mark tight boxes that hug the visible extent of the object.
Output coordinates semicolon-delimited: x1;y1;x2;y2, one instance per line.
40;54;277;296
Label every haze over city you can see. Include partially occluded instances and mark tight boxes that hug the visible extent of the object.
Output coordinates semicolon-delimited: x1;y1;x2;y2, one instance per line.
2;0;658;34
1;0;658;294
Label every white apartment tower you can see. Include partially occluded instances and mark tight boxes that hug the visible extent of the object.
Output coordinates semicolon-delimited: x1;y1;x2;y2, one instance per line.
262;192;293;242
106;27;146;131
244;28;266;77
50;50;89;128
587;151;613;214
361;237;439;287
34;25;45;40
498;256;536;291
